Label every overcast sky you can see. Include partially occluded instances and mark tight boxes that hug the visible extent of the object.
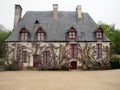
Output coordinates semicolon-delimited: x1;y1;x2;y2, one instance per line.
0;0;120;30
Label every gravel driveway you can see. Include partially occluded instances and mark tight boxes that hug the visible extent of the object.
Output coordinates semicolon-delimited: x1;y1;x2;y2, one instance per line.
0;70;120;90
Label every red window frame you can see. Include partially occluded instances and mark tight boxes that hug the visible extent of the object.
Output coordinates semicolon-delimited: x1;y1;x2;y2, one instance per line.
22;51;27;63
70;44;78;58
69;29;76;40
96;31;103;39
36;29;44;41
43;51;50;63
97;44;102;58
20;29;28;41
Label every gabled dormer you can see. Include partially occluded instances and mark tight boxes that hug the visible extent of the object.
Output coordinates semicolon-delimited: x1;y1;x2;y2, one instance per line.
95;27;103;40
67;27;77;40
19;28;29;41
35;27;45;41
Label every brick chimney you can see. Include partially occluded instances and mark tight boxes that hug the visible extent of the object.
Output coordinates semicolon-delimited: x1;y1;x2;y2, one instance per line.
53;4;58;19
13;4;22;28
76;5;82;19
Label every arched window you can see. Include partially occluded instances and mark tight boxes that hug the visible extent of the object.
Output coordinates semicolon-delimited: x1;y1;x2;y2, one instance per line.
68;28;76;40
20;28;28;41
36;28;45;41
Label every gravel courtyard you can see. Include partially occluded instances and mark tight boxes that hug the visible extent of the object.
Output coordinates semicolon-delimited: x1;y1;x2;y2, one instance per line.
0;70;120;90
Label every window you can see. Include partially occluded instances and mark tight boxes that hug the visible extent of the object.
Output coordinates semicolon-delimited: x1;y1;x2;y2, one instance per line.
97;44;102;58
96;31;103;39
96;27;103;39
70;44;78;58
43;51;50;63
22;51;27;63
20;28;28;41
69;28;76;40
36;28;44;41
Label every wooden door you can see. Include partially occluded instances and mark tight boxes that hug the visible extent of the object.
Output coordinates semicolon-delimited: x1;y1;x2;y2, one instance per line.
33;55;40;67
71;61;77;69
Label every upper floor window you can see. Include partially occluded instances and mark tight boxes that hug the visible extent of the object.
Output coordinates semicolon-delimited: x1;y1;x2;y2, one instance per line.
68;28;76;40
96;31;103;39
20;28;28;41
36;28;45;41
96;27;103;39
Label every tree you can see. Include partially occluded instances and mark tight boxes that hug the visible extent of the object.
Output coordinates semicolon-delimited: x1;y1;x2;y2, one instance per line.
99;23;120;54
0;30;11;58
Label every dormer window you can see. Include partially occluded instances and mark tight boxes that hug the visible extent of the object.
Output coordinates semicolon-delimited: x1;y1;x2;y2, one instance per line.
96;27;103;40
36;28;45;41
68;28;76;40
96;31;102;39
20;28;28;41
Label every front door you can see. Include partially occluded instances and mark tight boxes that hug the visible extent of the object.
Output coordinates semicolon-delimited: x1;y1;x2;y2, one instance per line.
33;55;40;67
70;61;77;69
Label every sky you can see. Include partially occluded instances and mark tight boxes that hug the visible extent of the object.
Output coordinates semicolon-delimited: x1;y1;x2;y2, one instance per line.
0;0;120;30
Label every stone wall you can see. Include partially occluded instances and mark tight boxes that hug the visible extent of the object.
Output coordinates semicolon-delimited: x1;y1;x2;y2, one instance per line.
5;41;110;70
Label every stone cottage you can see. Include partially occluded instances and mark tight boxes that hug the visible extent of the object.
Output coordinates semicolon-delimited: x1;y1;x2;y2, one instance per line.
5;4;110;70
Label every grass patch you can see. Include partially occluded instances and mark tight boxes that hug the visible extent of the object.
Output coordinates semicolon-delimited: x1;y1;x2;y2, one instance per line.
111;57;120;61
0;58;4;62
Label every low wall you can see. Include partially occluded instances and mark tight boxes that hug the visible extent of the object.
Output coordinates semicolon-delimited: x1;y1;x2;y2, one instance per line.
112;55;120;58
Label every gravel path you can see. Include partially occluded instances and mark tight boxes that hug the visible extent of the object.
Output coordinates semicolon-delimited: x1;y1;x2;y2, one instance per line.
0;70;120;90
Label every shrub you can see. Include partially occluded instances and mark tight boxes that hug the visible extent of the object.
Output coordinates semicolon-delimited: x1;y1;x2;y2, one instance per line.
61;64;69;71
111;57;120;61
4;61;22;71
110;57;120;69
0;61;4;66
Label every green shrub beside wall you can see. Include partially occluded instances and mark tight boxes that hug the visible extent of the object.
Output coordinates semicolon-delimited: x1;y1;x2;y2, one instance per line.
110;57;120;69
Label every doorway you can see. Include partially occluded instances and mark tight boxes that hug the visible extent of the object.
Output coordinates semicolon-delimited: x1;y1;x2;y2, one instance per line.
70;61;77;69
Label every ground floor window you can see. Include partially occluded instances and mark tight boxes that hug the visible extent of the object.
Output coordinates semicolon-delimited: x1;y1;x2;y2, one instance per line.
70;44;78;58
22;51;27;63
43;51;50;63
97;44;102;58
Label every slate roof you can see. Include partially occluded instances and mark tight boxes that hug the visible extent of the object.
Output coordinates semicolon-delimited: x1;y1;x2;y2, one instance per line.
6;11;110;42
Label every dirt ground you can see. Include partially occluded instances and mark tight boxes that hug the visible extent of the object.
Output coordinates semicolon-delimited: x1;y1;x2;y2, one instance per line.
0;70;120;90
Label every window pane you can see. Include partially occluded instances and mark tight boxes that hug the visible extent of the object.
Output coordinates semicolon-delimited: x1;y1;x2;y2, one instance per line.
25;34;28;41
21;33;24;41
41;33;44;36
73;32;75;35
69;32;72;35
37;33;40;35
69;35;72;38
25;33;27;35
41;36;44;41
73;35;75;38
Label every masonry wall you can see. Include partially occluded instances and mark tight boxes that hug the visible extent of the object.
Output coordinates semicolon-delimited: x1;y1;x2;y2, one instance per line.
6;42;110;69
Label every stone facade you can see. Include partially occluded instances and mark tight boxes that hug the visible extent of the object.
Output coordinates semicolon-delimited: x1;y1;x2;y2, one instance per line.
6;41;110;69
